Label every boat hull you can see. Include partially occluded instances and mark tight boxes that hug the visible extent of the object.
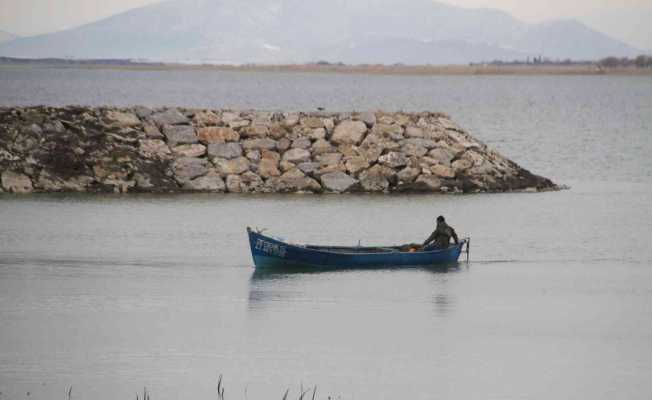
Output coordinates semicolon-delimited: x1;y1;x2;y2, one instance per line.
247;228;466;271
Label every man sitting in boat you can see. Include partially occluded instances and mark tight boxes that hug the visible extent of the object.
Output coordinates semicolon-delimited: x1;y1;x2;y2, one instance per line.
423;216;459;250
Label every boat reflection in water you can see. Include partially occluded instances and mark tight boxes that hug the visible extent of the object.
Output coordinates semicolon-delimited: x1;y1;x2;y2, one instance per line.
247;263;464;318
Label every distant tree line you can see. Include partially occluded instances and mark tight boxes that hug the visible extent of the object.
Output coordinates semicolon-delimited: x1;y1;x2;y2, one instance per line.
471;55;652;68
0;57;163;66
598;55;652;68
471;56;593;66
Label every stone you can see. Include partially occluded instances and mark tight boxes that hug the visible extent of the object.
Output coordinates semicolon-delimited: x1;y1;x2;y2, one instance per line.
134;106;153;118
151;109;189;127
405;126;424;138
323;118;335;132
276;138;291;152
332;120;367;145
172;157;210;181
242;138;276;151
0;107;556;195
134;173;154;189
278;160;297;172
197;127;239;143
268;124;288;139
448;130;481;149
283;113;300;127
311;139;335;155
345;156;370;175
243;138;277;151
1;171;33;193
226;174;243;193
193;110;221;126
358;145;383;164
359;165;389;192
35;170;94;192
229;119;250;129
452;159;473;173
394;114;412;126
280;160;295;172
423;128;446;141
415;175;442;191
251;112;273;126
301;117;324;129
144;124;164;138
428;148;456;166
403;138;438;149
103;178;136;193
207;142;243;159
214;156;250;175
0;149;20;162
109;132;139;144
283;148;311;163
281;167;304;180
360;133;382;147
462;150;486;167
317;164;346;175
431;164;456;179
106;110;140;127
242;125;269;138
163;125;197;146
246;150;261;162
173;144;206;158
397;167;420;183
317;152;342;167
377;114;395;125
240;171;264;192
378;152;408;168
470;162;497;177
359;111;377;126
337;144;358;158
321;172;357;193
139;139;171;157
35;170;66;192
258;158;281;178
43;120;65;133
183;171;225;192
28;123;43;135
310;128;327;140
438;117;462;132
401;143;428;158
280;169;322;192
292;138;311;149
261;150;281;162
221;112;240;124
297;162;319;174
373;123;403;140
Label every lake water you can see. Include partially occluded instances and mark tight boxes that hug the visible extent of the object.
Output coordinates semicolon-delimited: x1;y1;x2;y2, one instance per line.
1;66;652;400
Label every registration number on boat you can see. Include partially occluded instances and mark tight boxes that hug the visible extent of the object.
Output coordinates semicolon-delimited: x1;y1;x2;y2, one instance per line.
255;239;287;258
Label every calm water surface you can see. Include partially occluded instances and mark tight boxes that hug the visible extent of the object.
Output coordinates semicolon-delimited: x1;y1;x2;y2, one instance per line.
1;67;651;400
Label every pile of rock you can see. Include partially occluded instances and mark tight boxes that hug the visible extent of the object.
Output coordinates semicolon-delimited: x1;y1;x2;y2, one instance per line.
0;106;557;194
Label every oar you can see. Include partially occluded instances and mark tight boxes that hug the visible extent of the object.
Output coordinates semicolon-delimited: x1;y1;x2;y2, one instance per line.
466;237;471;263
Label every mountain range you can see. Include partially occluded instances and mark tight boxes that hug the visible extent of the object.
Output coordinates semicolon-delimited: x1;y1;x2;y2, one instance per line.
0;0;641;64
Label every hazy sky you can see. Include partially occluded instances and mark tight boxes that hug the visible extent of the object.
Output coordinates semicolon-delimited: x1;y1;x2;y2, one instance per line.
1;0;651;49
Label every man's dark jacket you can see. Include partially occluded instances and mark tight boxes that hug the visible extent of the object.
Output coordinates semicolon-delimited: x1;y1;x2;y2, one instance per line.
423;222;459;249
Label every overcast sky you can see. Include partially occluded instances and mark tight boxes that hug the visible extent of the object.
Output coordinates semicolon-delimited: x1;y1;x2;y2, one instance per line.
1;0;650;49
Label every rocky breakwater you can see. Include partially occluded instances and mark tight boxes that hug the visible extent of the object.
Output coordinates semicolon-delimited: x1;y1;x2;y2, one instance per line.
0;106;557;194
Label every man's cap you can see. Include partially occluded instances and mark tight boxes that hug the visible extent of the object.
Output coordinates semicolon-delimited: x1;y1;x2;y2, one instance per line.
437;215;445;222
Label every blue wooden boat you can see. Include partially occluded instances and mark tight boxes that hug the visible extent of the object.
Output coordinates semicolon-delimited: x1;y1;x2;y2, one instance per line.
247;227;469;271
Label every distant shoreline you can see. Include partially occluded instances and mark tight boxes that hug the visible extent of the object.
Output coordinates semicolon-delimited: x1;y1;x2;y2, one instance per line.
1;57;651;76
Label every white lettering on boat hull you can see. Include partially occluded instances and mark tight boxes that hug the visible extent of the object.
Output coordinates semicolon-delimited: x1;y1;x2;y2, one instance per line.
255;239;287;258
